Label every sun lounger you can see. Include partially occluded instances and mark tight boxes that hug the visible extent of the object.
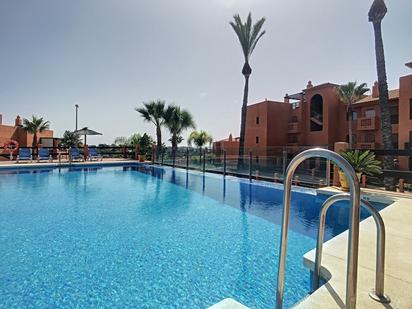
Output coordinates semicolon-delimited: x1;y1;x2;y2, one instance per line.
37;148;52;163
16;148;32;163
88;147;102;161
69;147;84;162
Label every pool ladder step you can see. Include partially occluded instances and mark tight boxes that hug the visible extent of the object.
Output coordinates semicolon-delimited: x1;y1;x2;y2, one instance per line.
275;148;390;309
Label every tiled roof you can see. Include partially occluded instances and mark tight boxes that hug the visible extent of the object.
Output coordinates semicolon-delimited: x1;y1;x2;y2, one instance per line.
354;89;399;104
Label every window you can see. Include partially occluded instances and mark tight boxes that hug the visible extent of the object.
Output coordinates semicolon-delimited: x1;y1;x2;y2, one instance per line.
346;134;357;144
256;136;259;144
390;106;398;124
365;133;375;143
288;135;298;143
352;134;357;144
310;94;323;131
346;111;358;121
365;109;376;118
410;99;412;120
352;111;358;120
256;116;260;125
392;133;398;149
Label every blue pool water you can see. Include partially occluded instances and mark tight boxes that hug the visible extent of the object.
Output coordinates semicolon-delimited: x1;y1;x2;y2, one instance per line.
0;164;388;308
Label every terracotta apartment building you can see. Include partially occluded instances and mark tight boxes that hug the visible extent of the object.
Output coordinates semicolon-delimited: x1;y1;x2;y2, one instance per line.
0;115;54;158
214;62;412;169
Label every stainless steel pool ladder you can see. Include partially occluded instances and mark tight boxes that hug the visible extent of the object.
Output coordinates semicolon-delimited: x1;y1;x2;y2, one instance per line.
276;148;361;309
312;193;390;303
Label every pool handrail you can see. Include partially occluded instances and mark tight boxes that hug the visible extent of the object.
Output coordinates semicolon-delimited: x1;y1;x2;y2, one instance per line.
276;148;361;309
312;193;390;303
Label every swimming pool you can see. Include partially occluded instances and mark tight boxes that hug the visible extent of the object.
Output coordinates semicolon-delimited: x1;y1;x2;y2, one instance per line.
0;164;388;308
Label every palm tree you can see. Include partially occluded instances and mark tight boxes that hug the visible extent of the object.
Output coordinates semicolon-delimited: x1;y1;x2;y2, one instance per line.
135;100;166;155
188;130;213;160
230;12;266;164
22;116;50;147
338;82;369;148
369;0;395;190
60;130;81;148
164;105;196;164
113;136;130;146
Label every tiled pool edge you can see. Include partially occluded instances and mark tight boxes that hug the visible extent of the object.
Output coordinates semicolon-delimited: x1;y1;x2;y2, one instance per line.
295;191;412;308
0;160;141;170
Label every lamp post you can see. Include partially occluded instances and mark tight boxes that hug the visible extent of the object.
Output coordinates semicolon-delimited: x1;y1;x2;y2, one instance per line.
75;104;79;131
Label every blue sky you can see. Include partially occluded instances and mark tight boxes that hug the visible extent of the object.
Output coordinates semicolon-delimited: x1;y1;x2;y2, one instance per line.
0;0;411;145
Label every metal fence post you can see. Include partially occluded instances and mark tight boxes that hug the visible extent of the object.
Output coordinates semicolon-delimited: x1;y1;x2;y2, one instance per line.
282;149;287;181
326;159;331;187
186;147;189;170
202;148;206;173
223;150;227;177
249;150;252;182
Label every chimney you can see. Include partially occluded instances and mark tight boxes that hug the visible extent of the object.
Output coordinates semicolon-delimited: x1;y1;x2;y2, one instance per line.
15;115;22;126
0;114;2;125
228;133;233;142
284;94;290;104
372;81;379;98
306;81;313;89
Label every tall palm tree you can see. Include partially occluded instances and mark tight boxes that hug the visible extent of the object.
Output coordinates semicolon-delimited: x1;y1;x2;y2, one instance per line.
164;105;196;164
369;0;395;190
22;116;50;147
338;82;369;148
230;12;266;165
135;100;166;154
188;130;213;152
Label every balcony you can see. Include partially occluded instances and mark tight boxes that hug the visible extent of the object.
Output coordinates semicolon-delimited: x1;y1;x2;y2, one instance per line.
288;122;299;133
357;116;379;131
356;142;376;150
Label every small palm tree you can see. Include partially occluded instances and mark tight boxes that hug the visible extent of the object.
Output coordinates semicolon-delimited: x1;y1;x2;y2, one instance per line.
230;12;266;164
340;150;382;176
22;116;50;147
338;82;369;148
369;0;395;190
164;105;196;164
135;100;166;153
60;130;81;148
188;130;213;151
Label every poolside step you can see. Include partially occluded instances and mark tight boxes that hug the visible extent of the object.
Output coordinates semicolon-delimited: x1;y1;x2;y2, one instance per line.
207;298;250;309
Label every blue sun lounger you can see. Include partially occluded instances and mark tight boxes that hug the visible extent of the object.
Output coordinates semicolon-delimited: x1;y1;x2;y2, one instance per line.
16;148;32;163
37;148;52;163
69;147;84;162
88;147;102;161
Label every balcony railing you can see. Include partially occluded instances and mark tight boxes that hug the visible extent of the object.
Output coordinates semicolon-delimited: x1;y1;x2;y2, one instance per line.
356;142;376;149
288;122;299;133
357;116;378;131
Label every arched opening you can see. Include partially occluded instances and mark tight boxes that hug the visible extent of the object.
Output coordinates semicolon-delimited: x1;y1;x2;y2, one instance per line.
310;94;323;131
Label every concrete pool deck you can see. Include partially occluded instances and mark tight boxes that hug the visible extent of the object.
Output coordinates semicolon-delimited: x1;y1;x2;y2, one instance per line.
295;188;412;309
211;188;412;309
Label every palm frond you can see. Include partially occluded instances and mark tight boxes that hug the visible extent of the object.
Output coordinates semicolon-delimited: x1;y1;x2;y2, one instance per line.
230;12;266;64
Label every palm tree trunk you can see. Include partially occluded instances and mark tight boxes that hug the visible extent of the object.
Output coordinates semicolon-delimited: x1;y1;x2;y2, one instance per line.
32;132;37;148
238;72;250;168
348;105;353;149
172;135;177;166
156;125;162;159
372;21;395;191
